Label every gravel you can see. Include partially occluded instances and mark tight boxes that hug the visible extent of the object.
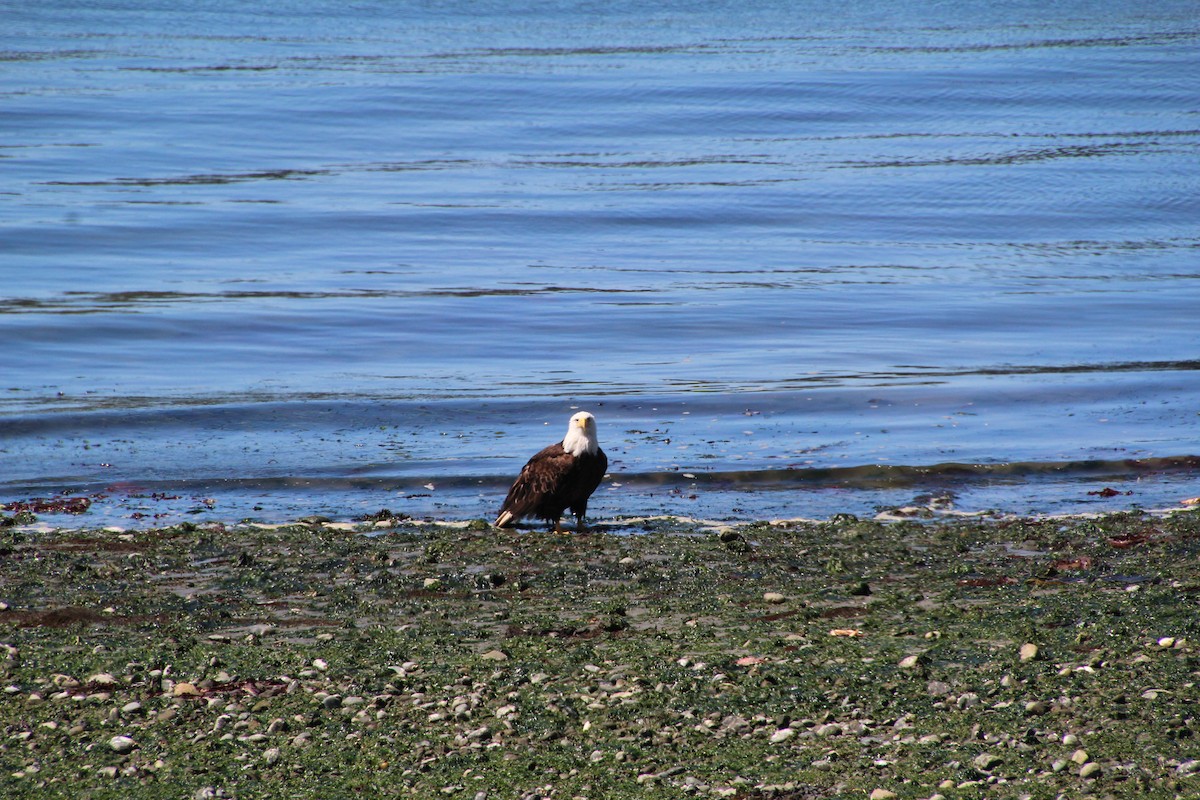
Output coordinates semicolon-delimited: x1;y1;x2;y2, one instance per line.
1;509;1199;797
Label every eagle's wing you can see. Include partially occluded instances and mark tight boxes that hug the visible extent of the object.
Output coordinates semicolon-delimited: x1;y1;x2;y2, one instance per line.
495;443;574;525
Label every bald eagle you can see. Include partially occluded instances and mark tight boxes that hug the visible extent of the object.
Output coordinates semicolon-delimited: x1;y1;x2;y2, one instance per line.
495;411;608;533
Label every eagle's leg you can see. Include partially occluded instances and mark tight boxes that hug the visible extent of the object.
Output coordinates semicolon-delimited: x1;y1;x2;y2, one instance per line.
552;518;565;535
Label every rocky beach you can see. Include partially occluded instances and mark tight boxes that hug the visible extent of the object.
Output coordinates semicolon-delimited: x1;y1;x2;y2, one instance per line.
2;508;1199;799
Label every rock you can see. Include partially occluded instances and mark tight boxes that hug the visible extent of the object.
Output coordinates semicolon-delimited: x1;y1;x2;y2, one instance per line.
869;790;897;800
763;592;786;604
973;753;1002;770
898;654;922;670
173;682;201;697
108;735;137;754
263;747;281;765
1071;749;1089;765
1080;761;1102;779
769;727;795;743
1024;700;1050;715
480;649;508;661
828;628;863;638
1019;643;1039;662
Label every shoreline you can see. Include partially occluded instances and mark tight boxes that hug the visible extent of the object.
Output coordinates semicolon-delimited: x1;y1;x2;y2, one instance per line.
2;510;1199;798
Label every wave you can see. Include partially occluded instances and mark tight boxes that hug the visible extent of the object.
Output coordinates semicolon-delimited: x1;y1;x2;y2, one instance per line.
617;455;1200;490
8;454;1194;497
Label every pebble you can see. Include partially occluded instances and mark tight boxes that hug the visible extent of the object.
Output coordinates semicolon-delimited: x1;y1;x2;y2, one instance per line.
769;727;795;744
173;682;201;697
763;592;786;604
1070;749;1089;765
1024;700;1050;715
480;649;508;662
1079;761;1102;779
973;753;1002;770
898;655;922;670
869;790;897;800
1019;643;1039;662
264;747;281;765
109;735;137;754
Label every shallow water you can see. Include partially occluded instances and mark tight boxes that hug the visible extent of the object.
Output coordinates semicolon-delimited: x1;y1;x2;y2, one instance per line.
3;0;1199;525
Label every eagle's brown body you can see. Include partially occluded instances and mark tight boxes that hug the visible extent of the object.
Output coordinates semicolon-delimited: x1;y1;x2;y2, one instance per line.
494;412;607;532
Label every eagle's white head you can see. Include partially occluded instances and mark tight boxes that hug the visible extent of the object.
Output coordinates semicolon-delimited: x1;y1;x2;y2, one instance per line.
562;411;600;457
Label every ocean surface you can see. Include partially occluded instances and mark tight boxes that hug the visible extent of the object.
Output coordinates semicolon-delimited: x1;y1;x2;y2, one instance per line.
3;0;1199;528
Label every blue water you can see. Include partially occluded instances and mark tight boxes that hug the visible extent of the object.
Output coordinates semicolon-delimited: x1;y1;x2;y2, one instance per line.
3;0;1199;526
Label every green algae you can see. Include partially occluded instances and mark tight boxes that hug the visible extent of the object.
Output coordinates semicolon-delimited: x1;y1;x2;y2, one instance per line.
1;511;1199;798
